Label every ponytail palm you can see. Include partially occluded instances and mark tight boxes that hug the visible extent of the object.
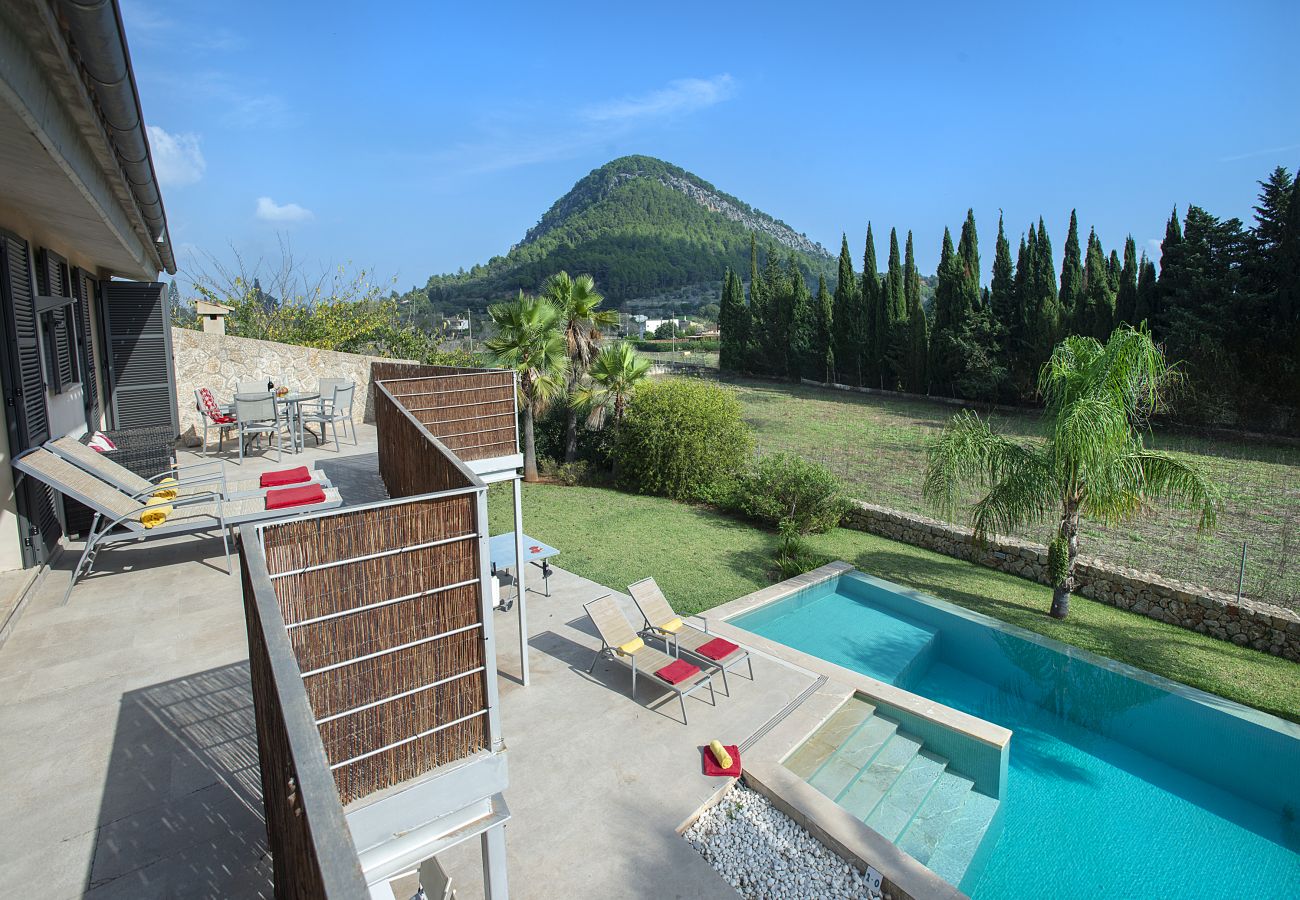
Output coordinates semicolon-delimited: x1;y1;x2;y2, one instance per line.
572;342;651;429
486;292;568;482
541;271;619;462
923;325;1221;619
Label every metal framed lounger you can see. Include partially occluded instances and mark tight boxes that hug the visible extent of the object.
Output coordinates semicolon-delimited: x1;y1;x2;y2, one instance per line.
48;436;330;500
629;577;754;697
583;593;715;724
13;448;343;602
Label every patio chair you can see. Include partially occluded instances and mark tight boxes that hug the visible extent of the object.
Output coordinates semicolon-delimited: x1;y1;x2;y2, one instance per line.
629;577;754;697
583;593;715;724
48;436;330;500
194;388;237;455
302;380;357;449
12;448;343;602
234;393;287;464
238;378;275;396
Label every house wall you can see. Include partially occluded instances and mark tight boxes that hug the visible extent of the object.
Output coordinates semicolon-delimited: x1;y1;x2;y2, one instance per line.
171;328;413;437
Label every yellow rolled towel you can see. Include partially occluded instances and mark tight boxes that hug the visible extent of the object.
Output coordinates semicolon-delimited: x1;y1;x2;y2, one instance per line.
617;637;644;656
140;496;172;529
709;740;733;770
152;476;178;501
661;617;684;634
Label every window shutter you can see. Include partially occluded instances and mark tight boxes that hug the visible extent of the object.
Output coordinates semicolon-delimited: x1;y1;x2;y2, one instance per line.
72;268;102;431
101;281;178;434
0;232;60;565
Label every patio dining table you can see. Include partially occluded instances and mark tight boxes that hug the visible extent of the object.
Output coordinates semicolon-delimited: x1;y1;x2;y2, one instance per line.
221;391;320;454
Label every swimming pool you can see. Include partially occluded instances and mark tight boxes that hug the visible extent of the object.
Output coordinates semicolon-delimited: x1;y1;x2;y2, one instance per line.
732;571;1300;898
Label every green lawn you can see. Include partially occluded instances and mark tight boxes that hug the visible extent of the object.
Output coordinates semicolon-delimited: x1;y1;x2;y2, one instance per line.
489;482;1300;723
721;375;1300;610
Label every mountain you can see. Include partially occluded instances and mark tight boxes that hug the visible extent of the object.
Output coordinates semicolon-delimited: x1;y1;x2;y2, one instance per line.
409;155;834;317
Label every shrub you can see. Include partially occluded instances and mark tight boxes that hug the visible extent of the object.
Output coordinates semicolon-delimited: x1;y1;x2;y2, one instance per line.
539;458;589;487
1048;536;1070;587
614;378;752;502
733;452;849;534
773;519;831;579
532;407;615;469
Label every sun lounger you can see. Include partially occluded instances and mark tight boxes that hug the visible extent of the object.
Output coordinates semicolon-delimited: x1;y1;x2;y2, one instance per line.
13;448;343;601
629;577;754;696
584;593;715;724
48;436;329;500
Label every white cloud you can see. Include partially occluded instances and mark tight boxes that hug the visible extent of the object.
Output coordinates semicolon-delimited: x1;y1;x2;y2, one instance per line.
255;197;313;223
583;74;736;123
1218;142;1300;163
147;125;205;187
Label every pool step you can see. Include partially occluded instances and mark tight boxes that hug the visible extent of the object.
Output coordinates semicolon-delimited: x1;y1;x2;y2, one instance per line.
796;707;1002;891
784;696;875;779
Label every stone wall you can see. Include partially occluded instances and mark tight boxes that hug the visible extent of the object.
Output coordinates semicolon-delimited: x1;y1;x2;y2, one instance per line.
171;328;410;438
842;501;1300;662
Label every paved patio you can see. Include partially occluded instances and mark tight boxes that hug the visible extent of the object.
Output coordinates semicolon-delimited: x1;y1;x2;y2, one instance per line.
0;425;819;899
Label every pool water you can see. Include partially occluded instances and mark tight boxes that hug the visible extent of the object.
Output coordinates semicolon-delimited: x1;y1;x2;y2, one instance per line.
734;572;1300;899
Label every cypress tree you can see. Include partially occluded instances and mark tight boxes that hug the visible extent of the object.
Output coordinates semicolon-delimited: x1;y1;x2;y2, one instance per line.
1107;249;1122;296
718;268;749;372
1008;229;1035;398
1154;207;1183;331
789;257;815;381
816;274;835;383
956;209;981;322
746;234;765;371
1082;227;1116;339
1031;217;1062;373
885;228;906;323
1134;252;1157;325
862;224;884;387
904;231;929;393
759;248;792;376
1115;237;1139;326
929;228;962;394
990;214;1015;379
1059;210;1083;332
831;234;861;385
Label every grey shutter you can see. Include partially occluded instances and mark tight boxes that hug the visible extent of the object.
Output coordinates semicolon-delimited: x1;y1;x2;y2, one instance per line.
72;268;102;431
101;281;178;434
0;232;59;565
37;249;76;391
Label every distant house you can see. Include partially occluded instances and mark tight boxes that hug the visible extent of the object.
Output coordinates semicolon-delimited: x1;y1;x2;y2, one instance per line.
0;1;177;571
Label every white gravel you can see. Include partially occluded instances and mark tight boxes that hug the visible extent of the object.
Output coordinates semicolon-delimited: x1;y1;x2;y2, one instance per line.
683;783;888;900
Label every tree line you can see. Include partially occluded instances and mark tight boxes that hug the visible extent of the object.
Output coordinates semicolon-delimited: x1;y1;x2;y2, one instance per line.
719;164;1300;432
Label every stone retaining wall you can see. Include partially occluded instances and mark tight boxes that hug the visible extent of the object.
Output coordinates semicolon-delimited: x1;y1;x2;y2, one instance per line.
842;501;1300;661
172;328;409;438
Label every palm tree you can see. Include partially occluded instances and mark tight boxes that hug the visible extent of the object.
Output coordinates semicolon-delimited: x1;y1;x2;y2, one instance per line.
485;292;568;482
572;342;651;430
923;325;1220;619
541;271;619;462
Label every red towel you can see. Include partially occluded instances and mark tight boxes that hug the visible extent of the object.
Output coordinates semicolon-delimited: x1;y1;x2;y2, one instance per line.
260;466;311;488
265;484;326;510
696;637;740;661
654;658;700;685
702;744;741;777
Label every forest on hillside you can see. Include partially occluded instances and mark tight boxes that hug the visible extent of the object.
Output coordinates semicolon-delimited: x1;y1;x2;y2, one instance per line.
719;165;1300;433
401;156;833;321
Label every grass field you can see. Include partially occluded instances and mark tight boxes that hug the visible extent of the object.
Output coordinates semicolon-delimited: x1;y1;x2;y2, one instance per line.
718;376;1300;610
487;482;1300;723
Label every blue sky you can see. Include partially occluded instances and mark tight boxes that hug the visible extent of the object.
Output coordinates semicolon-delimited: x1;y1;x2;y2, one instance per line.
128;0;1298;296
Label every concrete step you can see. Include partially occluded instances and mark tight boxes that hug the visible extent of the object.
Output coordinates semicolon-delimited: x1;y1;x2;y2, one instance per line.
895;770;977;865
835;730;922;813
808;713;897;800
926;790;1001;889
862;750;948;841
786;697;876;779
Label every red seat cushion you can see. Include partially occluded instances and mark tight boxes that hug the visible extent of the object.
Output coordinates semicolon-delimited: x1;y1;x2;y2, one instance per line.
654;658;700;685
696;637;740;661
702;744;741;777
265;484;326;510
198;388;234;424
211;414;235;424
260;466;311;488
